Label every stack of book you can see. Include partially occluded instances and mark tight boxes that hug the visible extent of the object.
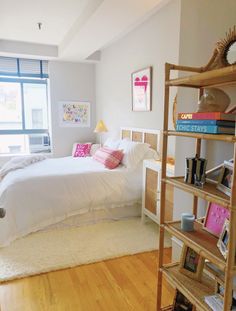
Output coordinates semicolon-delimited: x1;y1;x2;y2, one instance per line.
176;112;236;135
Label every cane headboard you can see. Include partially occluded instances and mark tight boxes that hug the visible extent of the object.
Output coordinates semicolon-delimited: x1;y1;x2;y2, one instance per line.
120;127;162;154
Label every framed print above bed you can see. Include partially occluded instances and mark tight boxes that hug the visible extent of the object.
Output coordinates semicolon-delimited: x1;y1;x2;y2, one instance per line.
132;67;152;111
59;101;90;127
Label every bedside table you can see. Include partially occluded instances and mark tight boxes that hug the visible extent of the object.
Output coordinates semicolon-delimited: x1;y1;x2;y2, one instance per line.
142;159;174;224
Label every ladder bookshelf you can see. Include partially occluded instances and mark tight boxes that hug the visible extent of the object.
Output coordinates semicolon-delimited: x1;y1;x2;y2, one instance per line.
157;63;236;311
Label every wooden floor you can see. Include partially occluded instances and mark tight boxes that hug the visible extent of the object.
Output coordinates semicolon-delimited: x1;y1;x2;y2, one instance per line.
0;249;174;311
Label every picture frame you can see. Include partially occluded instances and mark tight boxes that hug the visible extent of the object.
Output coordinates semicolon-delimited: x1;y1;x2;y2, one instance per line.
215;281;224;299
217;218;230;259
216;162;233;196
131;67;152;111
214;280;236;307
179;246;204;281
59;101;90;127
206;158;233;185
203;202;229;237
172;289;195;311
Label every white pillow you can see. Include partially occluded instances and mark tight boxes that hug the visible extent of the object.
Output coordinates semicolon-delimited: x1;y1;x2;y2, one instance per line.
119;140;150;168
90;144;100;156
143;148;160;161
103;138;121;149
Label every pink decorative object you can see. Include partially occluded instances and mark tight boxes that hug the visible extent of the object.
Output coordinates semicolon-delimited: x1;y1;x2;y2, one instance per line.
73;143;92;157
93;147;123;169
203;202;229;237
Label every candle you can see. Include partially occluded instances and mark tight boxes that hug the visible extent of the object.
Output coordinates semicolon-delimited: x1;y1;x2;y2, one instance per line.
181;213;195;232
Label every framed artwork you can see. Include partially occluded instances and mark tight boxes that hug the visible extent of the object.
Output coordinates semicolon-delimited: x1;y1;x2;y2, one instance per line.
217;219;230;259
217;162;233;196
215;281;225;299
203;202;229;237
59;101;90;127
179;246;204;281
172;290;195;311
131;67;152;111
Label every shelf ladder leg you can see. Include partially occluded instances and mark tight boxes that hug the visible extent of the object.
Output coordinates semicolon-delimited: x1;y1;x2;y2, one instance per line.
157;63;171;311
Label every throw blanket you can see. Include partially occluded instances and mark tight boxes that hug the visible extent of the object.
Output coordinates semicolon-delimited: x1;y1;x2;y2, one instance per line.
0;155;47;180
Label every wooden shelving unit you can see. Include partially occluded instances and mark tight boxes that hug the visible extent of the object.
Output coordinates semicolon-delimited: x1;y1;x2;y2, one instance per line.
157;62;236;311
161;263;215;311
164;177;230;208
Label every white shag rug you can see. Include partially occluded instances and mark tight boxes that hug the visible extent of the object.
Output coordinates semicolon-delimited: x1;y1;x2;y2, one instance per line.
0;218;171;282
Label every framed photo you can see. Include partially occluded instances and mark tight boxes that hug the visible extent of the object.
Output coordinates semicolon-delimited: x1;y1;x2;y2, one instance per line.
59;101;90;127
217;218;229;259
203;202;229;237
131;67;152;111
216;162;233;196
215;281;225;299
179;246;204;281
172;290;195;311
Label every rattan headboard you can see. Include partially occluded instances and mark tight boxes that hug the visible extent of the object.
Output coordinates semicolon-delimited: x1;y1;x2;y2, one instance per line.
120;127;161;154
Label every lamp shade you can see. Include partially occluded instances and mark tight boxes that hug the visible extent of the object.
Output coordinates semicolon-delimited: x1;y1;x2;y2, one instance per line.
94;120;108;133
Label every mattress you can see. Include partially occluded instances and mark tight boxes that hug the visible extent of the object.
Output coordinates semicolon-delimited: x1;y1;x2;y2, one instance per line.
0;156;143;246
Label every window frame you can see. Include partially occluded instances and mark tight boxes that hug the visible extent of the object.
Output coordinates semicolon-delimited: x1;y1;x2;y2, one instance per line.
0;76;49;135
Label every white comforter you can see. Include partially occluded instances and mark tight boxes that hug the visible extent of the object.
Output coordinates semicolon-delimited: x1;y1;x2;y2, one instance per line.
0;157;142;246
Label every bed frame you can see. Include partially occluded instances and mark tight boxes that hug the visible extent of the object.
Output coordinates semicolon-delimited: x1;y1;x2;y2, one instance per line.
120;127;162;155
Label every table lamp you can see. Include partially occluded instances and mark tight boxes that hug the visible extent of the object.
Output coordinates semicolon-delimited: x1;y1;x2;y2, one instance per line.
94;120;108;146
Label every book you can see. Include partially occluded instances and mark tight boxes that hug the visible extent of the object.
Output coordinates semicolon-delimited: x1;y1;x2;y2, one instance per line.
205;295;236;311
204;295;224;311
176;120;235;127
176;124;235;134
178;112;236;121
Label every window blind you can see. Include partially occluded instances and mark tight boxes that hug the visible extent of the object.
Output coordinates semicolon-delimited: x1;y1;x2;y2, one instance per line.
0;57;49;78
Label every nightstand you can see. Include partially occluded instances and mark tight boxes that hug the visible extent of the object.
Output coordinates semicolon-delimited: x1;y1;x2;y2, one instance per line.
142;159;174;224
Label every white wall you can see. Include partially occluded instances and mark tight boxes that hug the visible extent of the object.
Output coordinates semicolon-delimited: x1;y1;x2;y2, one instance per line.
96;0;181;155
49;61;96;157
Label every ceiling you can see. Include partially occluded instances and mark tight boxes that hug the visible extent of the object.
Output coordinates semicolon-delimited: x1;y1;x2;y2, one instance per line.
0;0;169;62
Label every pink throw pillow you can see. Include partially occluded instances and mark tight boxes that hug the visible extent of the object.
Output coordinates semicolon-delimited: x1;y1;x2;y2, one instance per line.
73;143;92;157
93;147;124;169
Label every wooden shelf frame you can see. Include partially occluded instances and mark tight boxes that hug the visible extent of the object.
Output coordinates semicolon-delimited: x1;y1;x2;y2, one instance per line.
163;177;230;209
166;130;236;143
157;62;236;311
166;64;236;88
161;263;214;311
164;221;226;270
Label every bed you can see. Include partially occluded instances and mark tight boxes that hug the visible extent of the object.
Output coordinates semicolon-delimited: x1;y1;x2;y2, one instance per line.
0;128;161;247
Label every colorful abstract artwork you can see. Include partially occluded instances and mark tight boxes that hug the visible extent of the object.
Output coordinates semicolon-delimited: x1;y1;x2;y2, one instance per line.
59;101;90;127
132;67;152;111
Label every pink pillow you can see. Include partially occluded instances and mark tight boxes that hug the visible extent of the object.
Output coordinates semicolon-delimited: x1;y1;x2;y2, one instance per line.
93;147;124;169
73;143;92;157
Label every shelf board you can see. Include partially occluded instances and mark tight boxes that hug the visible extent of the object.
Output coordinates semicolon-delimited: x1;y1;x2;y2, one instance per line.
161;263;214;311
163;176;230;208
166;65;236;88
165;221;226;270
166;130;236;142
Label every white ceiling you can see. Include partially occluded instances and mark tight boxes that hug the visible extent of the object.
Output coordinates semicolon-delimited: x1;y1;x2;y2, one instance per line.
0;0;169;62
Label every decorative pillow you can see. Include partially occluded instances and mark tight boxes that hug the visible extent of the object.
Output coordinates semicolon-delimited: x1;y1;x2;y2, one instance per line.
93;147;124;169
73;143;92;157
143;148;160;161
119;140;150;168
90;144;100;156
103;138;121;149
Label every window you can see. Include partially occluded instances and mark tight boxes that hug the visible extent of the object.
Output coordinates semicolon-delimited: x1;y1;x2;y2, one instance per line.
0;57;51;154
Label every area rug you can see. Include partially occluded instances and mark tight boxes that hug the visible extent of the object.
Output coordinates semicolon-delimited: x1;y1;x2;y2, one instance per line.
0;218;171;282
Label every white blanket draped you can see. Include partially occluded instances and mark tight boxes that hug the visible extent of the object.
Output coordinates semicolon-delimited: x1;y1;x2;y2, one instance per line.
0;157;142;246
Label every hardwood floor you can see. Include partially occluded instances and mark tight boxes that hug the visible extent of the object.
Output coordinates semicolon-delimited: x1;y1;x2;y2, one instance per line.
0;249;174;311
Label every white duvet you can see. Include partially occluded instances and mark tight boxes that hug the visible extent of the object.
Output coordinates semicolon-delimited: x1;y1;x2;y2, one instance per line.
0;157;142;246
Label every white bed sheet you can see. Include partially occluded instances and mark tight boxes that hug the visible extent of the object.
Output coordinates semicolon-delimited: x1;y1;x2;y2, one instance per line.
0;156;142;246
